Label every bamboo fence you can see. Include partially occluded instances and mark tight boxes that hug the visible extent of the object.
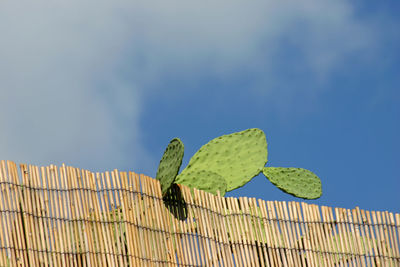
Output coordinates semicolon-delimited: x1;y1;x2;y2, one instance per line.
0;160;399;267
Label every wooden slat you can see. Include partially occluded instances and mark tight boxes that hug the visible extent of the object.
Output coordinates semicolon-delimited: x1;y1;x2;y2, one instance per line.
0;161;16;266
227;197;248;266
50;165;69;266
1;162;18;266
8;161;28;266
258;199;279;266
223;196;242;266
117;171;136;266
130;172;147;265
1;161;400;266
302;203;320;267
289;202;307;267
20;164;40;266
275;201;295;266
247;198;266;267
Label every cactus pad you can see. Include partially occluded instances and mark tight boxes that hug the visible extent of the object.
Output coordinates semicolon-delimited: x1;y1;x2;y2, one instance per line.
262;167;322;199
156;138;184;196
176;128;268;191
177;169;227;196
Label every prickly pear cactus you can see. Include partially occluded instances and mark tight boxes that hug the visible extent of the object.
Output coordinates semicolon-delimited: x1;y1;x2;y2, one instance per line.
262;167;322;199
176;128;268;191
156;138;184;196
177;169;227;196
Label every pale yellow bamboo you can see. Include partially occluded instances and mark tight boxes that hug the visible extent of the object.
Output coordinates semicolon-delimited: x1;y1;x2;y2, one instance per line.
288;201;306;266
8;161;28;266
194;188;214;265
387;212;400;261
275;201;296;266
344;208;361;266
191;188;208;266
356;207;375;266
78;168;96;266
80;169;100;267
248;198;267;267
383;211;396;266
311;204;332;266
181;187;201;265
267;200;287;267
350;208;367;266
140;174;163;266
118;171;137;266
37;166;55;266
138;173;155;266
128;171;145;265
310;204;327;266
222;196;241;266
282;201;302;266
226;197;248;266
179;185;197;266
384;211;398;264
0;162;6;267
88;171;109;266
239;197;257;267
258;199;280;266
371;210;386;266
130;172;147;265
152;175;178;267
217;192;236;266
98;172;117;267
299;203;316;267
0;161;16;266
2;161;400;266
325;206;344;267
103;171;123;267
50;165;70;266
376;211;392;266
191;188;211;265
235;197;253;267
204;190;225;266
2;161;20;266
205;189;222;266
59;164;76;265
44;166;61;267
65;166;84;267
21;164;40;266
114;169;131;266
334;208;350;266
35;165;52;265
245;197;266;267
320;206;334;266
396;214;400;264
364;210;381;266
211;191;230;266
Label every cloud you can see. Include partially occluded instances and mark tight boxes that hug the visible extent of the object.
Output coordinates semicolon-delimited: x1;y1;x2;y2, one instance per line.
0;0;152;171
0;0;376;171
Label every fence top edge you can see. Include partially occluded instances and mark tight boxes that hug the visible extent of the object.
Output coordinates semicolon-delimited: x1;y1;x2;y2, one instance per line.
1;160;399;216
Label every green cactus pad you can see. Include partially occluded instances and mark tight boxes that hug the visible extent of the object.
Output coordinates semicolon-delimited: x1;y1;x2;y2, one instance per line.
262;167;322;199
176;128;268;191
156;138;184;196
177;169;227;196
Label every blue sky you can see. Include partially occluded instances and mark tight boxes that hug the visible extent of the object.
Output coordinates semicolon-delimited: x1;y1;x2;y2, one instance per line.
1;0;399;213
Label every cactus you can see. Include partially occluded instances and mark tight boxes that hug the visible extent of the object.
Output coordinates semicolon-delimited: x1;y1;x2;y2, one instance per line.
176;128;268;192
177;169;227;196
262;167;322;199
156;138;184;196
156;129;323;200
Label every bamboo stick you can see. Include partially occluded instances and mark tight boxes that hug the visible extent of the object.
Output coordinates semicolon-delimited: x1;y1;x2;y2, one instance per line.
1;161;400;266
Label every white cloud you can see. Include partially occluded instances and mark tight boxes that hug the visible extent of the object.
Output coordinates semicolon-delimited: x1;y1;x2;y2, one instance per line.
0;0;376;171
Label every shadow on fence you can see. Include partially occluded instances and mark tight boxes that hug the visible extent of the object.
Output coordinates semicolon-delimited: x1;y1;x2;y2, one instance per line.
0;160;399;266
